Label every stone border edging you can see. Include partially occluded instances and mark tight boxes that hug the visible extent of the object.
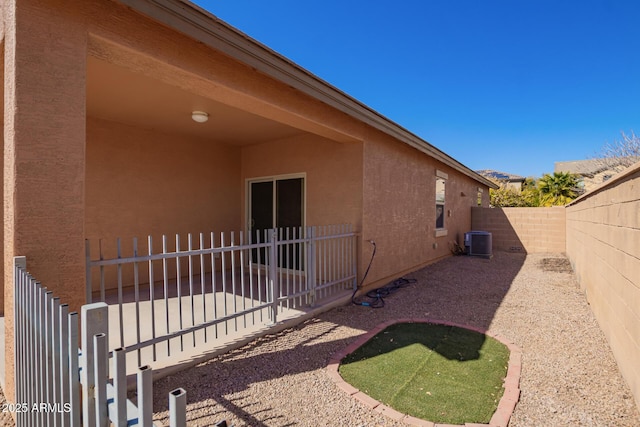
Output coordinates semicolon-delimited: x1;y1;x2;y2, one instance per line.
326;318;521;427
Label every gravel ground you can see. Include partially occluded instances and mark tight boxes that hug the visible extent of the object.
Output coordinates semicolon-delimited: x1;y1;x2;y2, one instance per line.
2;252;638;426
149;252;640;426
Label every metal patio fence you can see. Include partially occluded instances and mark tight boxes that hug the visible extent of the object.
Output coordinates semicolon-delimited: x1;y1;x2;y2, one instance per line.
85;224;357;367
13;256;188;426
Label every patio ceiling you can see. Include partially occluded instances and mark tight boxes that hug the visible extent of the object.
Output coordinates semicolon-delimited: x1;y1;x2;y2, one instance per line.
86;56;305;146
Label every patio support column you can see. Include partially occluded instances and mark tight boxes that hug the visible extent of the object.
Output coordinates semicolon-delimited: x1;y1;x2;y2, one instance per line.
3;0;87;402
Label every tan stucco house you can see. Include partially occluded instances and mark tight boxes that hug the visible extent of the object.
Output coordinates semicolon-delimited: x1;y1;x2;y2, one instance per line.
476;169;526;192
1;0;496;400
555;158;630;193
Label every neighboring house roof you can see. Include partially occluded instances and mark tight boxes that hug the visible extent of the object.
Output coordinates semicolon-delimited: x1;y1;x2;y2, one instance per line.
567;159;640;206
555;158;636;193
476;169;525;183
554;159;611;177
118;0;498;190
554;158;636;178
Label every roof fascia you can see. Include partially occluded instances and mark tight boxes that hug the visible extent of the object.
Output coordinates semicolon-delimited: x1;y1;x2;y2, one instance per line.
117;0;497;189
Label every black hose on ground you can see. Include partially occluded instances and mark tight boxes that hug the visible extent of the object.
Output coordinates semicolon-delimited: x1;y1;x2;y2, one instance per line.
352;240;416;308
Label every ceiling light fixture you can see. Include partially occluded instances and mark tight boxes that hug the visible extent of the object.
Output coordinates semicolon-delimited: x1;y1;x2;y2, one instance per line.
191;111;209;123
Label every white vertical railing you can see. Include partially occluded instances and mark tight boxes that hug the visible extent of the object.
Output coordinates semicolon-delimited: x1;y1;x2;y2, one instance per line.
268;229;279;323
13;257;191;426
85;224;358;366
306;226;317;306
80;302;106;426
14;255;80;427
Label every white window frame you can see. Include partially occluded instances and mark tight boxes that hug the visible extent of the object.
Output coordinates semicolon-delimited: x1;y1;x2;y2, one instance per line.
435;170;448;237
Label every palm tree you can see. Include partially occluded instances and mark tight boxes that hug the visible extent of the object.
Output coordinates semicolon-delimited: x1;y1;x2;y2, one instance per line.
537;172;579;206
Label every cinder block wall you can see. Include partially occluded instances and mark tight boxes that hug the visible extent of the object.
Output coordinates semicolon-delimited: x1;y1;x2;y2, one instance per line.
471;207;566;253
566;163;640;410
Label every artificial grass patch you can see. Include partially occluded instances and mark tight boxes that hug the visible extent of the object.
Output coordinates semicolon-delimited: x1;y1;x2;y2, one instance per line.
338;322;509;425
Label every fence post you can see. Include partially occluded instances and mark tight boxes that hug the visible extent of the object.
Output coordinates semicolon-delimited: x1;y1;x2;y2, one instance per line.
93;333;109;427
59;304;71;427
306;226;317;306
45;291;56;426
81;302;109;427
42;290;53;426
69;312;81;427
138;365;153;427
14;255;26;270
113;347;128;427
351;225;358;290
169;388;187;427
13;257;26;423
269;229;279;324
51;297;62;427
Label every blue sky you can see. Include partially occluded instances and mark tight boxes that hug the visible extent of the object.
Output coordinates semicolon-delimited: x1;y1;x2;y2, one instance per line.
193;1;640;178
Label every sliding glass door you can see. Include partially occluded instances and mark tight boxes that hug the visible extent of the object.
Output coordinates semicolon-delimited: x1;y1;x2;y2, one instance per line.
248;176;304;270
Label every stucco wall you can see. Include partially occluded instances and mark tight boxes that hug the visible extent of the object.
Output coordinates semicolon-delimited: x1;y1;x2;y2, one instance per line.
0;43;4;315
471;207;566;253
566;163;640;409
241;134;363;230
86;117;242;242
361;132;490;287
3;0;88;401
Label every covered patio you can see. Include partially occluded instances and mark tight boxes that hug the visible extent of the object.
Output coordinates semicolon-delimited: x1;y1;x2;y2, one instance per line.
85;46;364;275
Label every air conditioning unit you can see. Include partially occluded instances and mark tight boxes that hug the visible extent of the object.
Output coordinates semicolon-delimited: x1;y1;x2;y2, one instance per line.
464;231;492;258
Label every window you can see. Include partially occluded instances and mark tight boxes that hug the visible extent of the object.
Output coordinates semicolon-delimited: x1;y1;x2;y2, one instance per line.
477;187;483;206
435;170;447;235
436;178;445;228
